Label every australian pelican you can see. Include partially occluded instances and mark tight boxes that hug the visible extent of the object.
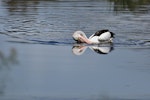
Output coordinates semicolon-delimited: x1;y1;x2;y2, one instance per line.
73;29;115;44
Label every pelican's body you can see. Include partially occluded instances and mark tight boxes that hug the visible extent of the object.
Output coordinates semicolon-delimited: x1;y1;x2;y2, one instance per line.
73;29;114;44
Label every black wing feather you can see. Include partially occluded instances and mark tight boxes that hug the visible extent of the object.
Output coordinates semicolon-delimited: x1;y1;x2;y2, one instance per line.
93;29;109;36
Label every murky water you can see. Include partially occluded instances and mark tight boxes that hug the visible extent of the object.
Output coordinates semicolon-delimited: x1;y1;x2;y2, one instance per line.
0;0;150;100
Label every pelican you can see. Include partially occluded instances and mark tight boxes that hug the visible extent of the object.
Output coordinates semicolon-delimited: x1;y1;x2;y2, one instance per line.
72;29;115;44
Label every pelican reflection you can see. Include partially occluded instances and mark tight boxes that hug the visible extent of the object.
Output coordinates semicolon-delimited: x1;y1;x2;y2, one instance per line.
72;43;114;55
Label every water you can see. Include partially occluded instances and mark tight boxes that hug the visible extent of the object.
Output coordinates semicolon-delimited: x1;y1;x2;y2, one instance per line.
0;0;150;100
0;0;150;46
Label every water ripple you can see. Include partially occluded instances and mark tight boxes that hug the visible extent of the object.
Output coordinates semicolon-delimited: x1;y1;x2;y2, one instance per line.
0;0;150;48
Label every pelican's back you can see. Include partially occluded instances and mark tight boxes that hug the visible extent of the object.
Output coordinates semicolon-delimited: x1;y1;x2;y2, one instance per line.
89;29;114;43
98;31;111;41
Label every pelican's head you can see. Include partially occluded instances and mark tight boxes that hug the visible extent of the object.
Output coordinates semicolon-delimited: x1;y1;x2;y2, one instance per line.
72;31;92;44
72;31;85;41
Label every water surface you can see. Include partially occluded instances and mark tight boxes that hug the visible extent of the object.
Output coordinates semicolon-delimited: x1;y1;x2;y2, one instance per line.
0;0;150;100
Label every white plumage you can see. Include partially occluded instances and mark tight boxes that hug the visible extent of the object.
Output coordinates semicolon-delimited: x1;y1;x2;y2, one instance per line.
98;32;112;40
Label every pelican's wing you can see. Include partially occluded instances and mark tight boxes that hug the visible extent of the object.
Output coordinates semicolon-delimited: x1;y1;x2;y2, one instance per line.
98;32;111;41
